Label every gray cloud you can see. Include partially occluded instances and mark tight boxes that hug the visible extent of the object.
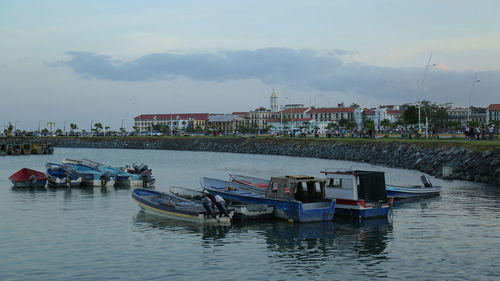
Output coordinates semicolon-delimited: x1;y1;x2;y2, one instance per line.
54;48;500;105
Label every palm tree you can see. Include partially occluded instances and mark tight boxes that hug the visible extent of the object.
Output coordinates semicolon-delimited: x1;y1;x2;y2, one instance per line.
70;123;78;132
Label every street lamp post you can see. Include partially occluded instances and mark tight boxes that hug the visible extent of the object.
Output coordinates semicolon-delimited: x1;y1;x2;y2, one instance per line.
418;53;436;133
14;121;20;136
90;120;96;137
467;73;480;124
38;120;45;133
121;119;127;136
63;120;69;136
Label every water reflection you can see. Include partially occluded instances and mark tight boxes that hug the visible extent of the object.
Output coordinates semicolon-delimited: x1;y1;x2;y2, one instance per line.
133;211;232;240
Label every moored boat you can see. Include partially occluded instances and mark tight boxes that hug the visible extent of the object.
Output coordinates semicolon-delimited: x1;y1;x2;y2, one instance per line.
386;175;442;199
0;144;7;156
63;163;113;186
21;144;32;155
46;163;82;187
170;186;273;220
321;169;393;219
63;159;155;187
9;168;47;188
132;188;232;224
201;176;336;223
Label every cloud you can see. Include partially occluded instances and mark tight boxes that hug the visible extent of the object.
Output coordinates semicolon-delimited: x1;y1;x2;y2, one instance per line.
53;48;500;105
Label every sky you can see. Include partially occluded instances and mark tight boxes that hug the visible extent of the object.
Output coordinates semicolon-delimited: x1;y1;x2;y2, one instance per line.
1;0;500;131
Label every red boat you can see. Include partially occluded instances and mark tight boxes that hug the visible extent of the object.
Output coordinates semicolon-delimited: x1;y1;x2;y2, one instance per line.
9;168;48;188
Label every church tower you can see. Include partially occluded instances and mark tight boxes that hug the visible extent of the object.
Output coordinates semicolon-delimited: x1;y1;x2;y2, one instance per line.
270;90;279;112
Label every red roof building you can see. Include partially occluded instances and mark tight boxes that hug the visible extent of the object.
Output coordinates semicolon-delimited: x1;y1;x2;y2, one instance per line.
486;104;500;123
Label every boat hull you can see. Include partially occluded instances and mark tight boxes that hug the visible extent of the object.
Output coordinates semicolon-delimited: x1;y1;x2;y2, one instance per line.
11;179;47;188
334;203;391;219
205;189;335;223
132;189;231;224
386;186;442;199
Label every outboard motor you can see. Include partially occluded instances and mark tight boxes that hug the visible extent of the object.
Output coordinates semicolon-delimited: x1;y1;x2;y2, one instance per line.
141;174;150;187
213;195;230;217
421;175;432;187
201;196;217;219
100;172;111;186
28;175;37;187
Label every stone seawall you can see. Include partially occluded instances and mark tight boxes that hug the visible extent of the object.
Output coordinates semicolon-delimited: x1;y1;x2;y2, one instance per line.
4;137;499;185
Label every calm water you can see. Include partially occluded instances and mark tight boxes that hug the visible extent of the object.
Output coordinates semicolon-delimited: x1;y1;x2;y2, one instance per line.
0;148;499;281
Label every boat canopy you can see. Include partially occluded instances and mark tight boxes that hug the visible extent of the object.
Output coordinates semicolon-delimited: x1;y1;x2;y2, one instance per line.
265;176;326;203
321;169;388;202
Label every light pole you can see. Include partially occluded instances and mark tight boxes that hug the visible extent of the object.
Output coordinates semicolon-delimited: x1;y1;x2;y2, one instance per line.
38;120;45;133
14;121;20;136
121;119;127;136
63;120;69;136
90;120;96;136
418;53;436;133
467;73;480;124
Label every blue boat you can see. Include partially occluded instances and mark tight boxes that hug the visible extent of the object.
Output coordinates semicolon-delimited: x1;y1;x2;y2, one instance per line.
321;169;393;219
131;188;232;224
63;159;155;187
45;163;82;187
386;175;442;199
201;176;336;223
63;163;113;186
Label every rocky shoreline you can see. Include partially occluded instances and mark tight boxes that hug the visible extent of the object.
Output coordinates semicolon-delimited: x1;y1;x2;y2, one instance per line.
3;137;499;185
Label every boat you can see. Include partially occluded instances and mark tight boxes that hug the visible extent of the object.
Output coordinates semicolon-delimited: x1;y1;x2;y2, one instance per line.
201;176;336;223
63;159;155;187
0;144;7;156
45;163;82;187
7;144;21;155
9;168;47;188
170;186;274;220
63;163;113;186
321;169;393;219
131;188;232;224
21;144;32;155
386;175;442;199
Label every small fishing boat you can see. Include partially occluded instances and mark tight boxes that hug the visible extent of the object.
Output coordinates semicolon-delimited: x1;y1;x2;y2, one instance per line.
63;159;155;187
386;175;442;199
0;144;7;156
170;186;273;220
46;163;82;187
21;144;32;155
321;169;393;219
63;163;113;186
231;172;393;220
9;168;47;188
201;176;336;223
131;188;232;224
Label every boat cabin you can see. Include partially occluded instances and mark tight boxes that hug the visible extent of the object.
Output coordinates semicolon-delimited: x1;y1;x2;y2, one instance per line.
321;170;388;203
265;175;327;203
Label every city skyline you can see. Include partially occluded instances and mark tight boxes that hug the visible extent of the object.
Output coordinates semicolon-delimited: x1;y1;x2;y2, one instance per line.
1;0;500;130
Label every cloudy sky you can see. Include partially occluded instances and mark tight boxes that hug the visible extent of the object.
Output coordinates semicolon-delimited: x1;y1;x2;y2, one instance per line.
1;0;499;131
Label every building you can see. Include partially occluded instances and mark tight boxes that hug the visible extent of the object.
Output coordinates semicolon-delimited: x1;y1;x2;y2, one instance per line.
468;106;487;124
133;113;210;133
248;107;273;132
447;106;469;126
306;107;355;132
268;107;311;133
207;114;249;133
486;104;500;124
270;90;279;112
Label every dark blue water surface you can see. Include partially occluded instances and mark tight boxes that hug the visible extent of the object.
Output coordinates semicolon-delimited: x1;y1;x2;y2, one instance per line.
0;148;499;281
